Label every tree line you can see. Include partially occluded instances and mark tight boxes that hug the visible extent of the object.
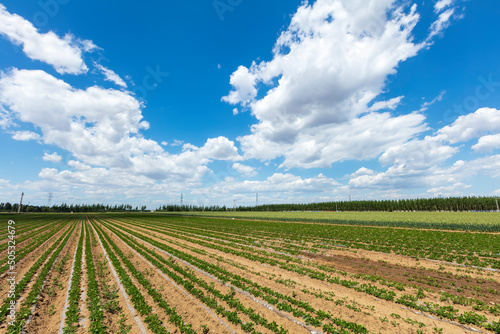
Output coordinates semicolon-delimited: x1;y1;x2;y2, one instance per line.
156;196;500;212
236;196;500;212
0;203;148;213
1;196;498;213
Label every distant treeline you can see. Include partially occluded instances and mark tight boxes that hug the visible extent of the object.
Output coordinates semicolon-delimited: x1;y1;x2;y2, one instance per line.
157;204;227;212
237;196;500;212
157;196;500;213
0;203;148;213
1;196;498;213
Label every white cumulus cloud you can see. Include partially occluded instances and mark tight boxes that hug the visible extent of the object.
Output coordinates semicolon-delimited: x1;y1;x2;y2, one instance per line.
232;163;257;177
429;8;455;38
11;130;41;141
434;0;454;13
42;152;62;163
368;96;404;112
427;183;471;197
193;173;339;196
0;4;92;74
472;134;500;152
222;0;458;169
0;68;241;183
439;108;500;144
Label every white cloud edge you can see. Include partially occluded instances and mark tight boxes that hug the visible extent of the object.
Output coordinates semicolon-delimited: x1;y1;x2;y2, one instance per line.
94;63;127;88
42;152;62;163
0;4;92;75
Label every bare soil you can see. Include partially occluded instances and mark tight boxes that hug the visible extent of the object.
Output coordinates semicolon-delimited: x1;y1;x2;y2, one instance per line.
106;221;458;333
23;221;81;333
5;216;496;334
87;222;141;334
110;218;496;334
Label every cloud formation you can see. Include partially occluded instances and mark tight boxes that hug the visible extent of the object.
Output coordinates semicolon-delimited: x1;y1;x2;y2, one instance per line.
95;63;127;88
0;69;241;185
42;152;62;163
232;163;257;177
223;0;458;169
11;130;41;141
0;4;92;74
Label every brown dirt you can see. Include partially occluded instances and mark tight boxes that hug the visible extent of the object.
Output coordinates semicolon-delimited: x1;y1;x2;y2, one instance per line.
0;222;72;307
23;221;81;333
109;218;493;334
103;220;313;334
107;221;439;333
98;221;238;334
87;221;141;334
0;221;76;334
75;224;90;334
302;251;500;304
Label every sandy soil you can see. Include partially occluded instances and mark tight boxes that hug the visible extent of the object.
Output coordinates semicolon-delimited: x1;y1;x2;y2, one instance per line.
98;221;239;333
0;221;76;334
23;221;81;333
108;218;496;334
87;221;142;334
0;222;72;305
101;220;314;334
3;215;496;334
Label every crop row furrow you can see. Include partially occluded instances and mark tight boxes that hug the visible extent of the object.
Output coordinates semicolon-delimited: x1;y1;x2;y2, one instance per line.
99;219;297;334
6;221;77;333
101;219;370;334
0;220;74;325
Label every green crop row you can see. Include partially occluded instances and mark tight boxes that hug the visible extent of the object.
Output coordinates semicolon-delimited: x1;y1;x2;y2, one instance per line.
91;218;196;333
99;219;292;334
101;218;370;334
0;220;74;325
6;221;77;333
63;221;84;333
0;221;66;273
161;211;500;231
84;221;107;334
88;219;170;334
108;217;500;333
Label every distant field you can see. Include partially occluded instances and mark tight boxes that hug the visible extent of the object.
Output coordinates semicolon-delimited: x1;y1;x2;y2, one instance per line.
158;211;500;231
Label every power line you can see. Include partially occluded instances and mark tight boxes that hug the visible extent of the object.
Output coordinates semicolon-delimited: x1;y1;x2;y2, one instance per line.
18;192;24;214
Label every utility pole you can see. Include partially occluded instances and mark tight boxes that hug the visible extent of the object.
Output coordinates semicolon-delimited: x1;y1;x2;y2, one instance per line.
180;193;183;206
18;192;24;213
256;193;258;207
48;192;52;207
233;200;236;211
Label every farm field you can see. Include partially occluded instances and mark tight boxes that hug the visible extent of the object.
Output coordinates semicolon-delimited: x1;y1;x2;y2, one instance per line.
164;211;500;231
0;213;499;334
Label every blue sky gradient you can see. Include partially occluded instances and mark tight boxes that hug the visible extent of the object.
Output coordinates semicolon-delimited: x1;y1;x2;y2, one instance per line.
0;0;499;208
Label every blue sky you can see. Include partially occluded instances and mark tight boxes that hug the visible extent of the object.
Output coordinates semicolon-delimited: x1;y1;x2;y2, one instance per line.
0;0;499;208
